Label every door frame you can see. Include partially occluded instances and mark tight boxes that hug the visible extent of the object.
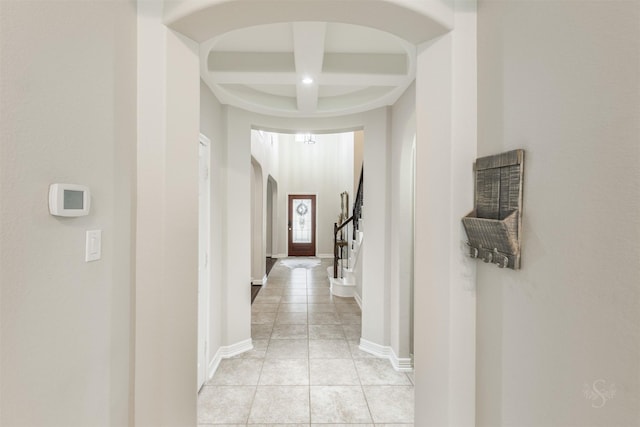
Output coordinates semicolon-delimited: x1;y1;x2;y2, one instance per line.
287;193;317;257
197;133;211;391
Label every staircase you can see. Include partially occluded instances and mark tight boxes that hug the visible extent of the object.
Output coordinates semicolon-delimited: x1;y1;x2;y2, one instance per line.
328;168;363;298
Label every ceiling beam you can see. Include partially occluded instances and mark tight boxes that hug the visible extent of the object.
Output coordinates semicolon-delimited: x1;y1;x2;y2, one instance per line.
293;22;326;114
209;71;407;87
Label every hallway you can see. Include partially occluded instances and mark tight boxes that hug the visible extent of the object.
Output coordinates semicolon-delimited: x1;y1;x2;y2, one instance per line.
198;258;414;426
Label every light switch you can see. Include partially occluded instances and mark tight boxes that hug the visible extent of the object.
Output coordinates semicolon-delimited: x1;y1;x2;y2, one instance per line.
85;230;102;262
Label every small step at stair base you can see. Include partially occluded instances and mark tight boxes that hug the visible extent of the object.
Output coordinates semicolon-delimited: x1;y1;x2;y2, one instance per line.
326;266;356;297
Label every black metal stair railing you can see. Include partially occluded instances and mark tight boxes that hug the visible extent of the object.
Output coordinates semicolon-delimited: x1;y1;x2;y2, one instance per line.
333;167;364;279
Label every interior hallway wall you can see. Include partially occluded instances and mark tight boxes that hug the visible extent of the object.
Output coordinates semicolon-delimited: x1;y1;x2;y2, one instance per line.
200;80;225;381
0;1;136;425
389;82;416;365
477;1;640;425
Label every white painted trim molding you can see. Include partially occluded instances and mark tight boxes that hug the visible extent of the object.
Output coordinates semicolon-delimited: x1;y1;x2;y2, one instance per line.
273;253;287;258
251;275;268;285
359;338;414;372
354;292;362;309
317;253;334;259
207;339;254;380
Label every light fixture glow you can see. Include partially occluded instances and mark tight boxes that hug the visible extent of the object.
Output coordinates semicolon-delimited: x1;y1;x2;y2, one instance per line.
302;77;314;85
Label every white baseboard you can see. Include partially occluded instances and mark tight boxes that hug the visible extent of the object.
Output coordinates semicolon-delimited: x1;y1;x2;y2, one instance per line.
317;253;333;259
359;338;413;372
207;339;254;380
273;253;287;258
251;275;267;285
207;348;223;381
354;292;362;309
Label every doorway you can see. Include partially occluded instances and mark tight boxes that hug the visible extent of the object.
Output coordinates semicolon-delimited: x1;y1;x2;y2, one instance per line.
197;134;211;391
288;194;316;256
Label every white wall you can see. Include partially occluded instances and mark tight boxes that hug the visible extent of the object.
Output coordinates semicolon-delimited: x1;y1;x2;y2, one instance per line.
476;2;640;426
200;80;225;381
136;2;200;424
389;82;417;364
276;133;354;258
414;1;477;426
0;1;136;425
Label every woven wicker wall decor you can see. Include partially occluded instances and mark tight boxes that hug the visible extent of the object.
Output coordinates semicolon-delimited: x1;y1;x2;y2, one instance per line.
462;149;524;269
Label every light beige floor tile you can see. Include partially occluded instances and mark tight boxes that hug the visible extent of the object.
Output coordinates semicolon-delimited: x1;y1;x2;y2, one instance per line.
253;294;282;304
231;339;268;359
250;424;310;427
275;312;308;325
310;359;360;385
310;386;372;423
309;324;346;340
335;303;361;313
309;339;351;359
354;360;412;385
251;311;277;325
252;303;279;313
407;371;415;385
333;296;356;304
307;288;331;295
342;324;362;340
310;424;373;427
308;303;337;313
272;324;308;339
308;312;341;325
283;288;308;295
348;341;377;359
251;324;273;340
363;386;414;424
259;288;284;296
338;312;362;324
281;295;308;303
197;385;255;424
259;358;309;385
307;294;336;303
266;339;309;359
248;386;310;424
207;359;263;385
278;303;308;313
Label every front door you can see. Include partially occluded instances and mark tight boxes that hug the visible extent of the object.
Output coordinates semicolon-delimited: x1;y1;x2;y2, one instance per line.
288;195;316;256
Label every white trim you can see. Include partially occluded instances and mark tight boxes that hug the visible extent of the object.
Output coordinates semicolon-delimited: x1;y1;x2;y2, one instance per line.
220;338;254;358
251;274;267;285
390;348;414;372
317;253;334;259
359;338;390;358
273;253;287;258
354;292;362;309
198;132;211;146
359;338;414;372
207;347;223;382
206;339;255;381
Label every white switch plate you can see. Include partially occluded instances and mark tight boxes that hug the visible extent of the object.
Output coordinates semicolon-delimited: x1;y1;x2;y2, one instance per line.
85;230;102;262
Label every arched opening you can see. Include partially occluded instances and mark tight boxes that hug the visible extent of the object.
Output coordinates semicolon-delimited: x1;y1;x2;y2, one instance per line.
251;156;265;284
136;2;478;425
266;175;278;258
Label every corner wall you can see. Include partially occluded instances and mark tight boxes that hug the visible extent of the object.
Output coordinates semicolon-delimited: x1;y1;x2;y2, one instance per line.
476;2;640;425
0;1;136;425
200;80;225;380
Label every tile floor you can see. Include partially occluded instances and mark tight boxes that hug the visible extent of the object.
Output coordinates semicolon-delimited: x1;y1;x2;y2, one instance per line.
198;257;415;426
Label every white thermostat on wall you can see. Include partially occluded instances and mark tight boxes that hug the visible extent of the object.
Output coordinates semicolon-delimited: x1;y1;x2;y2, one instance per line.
49;183;91;217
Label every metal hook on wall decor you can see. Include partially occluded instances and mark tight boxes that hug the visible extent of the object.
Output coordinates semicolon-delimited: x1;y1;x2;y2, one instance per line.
462;149;525;270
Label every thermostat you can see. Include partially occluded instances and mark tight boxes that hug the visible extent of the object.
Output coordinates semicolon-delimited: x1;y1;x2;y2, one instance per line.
49;183;90;217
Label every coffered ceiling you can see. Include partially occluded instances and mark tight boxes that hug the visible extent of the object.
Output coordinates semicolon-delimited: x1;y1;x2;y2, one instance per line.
199;22;416;118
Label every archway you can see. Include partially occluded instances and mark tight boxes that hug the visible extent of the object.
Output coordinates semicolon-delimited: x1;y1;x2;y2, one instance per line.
136;2;478;426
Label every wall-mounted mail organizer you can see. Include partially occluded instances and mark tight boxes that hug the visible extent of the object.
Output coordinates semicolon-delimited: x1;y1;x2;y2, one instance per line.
462;149;524;270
